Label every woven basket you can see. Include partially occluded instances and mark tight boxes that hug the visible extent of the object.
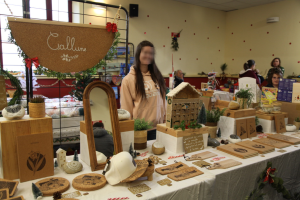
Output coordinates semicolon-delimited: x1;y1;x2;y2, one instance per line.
134;130;147;150
29;102;45;118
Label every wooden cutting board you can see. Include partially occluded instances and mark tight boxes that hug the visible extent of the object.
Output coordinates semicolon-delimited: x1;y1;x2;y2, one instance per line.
167;167;203;181
267;134;300;145
253;138;291;149
236;140;275;154
217;143;259;159
155;162;189;175
185;151;217;161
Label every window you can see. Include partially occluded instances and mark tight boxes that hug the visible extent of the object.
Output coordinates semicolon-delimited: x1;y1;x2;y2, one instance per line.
52;0;68;22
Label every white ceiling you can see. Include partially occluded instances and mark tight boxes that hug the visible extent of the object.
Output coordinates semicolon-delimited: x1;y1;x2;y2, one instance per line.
173;0;285;11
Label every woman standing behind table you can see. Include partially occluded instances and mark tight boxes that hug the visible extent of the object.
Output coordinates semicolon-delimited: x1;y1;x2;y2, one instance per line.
239;59;260;85
267;57;284;79
266;68;282;88
120;41;167;140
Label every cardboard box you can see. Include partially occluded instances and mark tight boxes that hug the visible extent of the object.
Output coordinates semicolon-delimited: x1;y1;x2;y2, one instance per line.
277;90;287;102
279;101;300;124
278;78;285;90
288;79;297;90
287;91;293;102
292;83;300;103
279;78;297;91
261;87;278;101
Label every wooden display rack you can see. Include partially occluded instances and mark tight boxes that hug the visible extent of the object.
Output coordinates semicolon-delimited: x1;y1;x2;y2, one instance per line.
256;111;288;133
0;115;53;180
156;123;209;153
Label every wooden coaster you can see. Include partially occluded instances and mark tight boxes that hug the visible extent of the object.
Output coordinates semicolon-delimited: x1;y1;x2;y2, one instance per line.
72;173;106;191
0;179;19;197
157;178;172;186
192;160;211;168
217;144;259;159
62;191;81;198
159;160;167;165
128;184;151;195
35;177;70;196
155;162;189;175
186;151;217;161
7;196;24;200
207;159;242;170
167;167;203;181
236;140;275;154
0;188;9;199
267;134;300;145
253;138;291;149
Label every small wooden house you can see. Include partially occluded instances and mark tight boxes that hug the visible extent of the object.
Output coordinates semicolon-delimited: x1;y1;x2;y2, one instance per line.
166;82;201;128
56;148;66;169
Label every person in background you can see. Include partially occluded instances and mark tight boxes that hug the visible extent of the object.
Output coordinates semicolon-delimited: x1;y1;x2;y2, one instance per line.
93;122;114;158
174;70;184;88
266;68;282;88
120;40;167;140
267;57;284;79
239;59;260;85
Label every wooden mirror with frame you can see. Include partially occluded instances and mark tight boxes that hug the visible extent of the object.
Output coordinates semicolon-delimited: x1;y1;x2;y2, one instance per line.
83;80;123;171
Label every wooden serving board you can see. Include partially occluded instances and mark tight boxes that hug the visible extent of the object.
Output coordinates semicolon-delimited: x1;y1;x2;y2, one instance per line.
185;151;217;161
167;167;203;181
267;134;300;145
256;112;288;120
155;162;189;175
223;108;256;118
236;140;275;154
217;143;259;159
253;138;291;149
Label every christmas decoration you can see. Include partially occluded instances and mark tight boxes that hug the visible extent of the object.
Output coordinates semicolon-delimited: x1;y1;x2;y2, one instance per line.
220;63;227;80
73;150;78;161
207;72;219;90
197;104;207;124
18;69;40;91
0;69;23;105
32;183;43;199
246;162;300;200
25;57;40;69
69;74;93;101
54;160;58;168
128;143;137;159
106;5;121;33
171;30;182;51
53;191;62;200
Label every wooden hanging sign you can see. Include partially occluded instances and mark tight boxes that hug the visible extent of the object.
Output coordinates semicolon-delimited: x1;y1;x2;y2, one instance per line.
236;119;248;139
183;134;204;154
8;17;115;73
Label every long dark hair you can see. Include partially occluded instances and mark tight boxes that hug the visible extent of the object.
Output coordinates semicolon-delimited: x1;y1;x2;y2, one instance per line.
243;59;255;70
267;68;282;85
133;41;166;99
271;57;281;67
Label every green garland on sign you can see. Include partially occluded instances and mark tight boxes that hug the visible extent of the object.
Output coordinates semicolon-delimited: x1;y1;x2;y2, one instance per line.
6;24;121;80
0;69;23;106
246;162;300;200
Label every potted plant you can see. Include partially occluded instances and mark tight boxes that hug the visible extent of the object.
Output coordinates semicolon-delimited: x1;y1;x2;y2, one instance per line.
29;96;45;118
206;108;227;138
134;118;153;150
294;117;300;131
235;88;254;109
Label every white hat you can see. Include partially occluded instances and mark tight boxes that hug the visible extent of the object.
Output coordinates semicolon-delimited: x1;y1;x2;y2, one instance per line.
104;151;148;185
96;151;107;164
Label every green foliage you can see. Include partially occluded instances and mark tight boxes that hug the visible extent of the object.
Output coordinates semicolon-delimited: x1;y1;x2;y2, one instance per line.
235;88;254;108
255;116;259;126
69;74;93;101
197;104;207;124
188;120;202;129
206;108;227;123
134;118;153;131
246;161;298;200
30;96;45;103
32;183;43;199
174;120;186;131
220;63;228;72
73;150;78;161
0;69;23;106
6;23;121;80
295;117;300;122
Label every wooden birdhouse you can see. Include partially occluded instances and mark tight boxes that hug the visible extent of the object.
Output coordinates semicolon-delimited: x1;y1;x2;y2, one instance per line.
166;82;201;128
56;148;66;168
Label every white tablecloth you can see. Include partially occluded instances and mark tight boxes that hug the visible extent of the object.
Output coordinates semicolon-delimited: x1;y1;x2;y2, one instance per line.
12;132;300;200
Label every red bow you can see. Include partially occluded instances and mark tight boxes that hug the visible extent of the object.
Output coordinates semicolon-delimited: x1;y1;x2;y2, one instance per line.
92;120;103;125
263;167;276;184
25;57;40;69
106;22;118;33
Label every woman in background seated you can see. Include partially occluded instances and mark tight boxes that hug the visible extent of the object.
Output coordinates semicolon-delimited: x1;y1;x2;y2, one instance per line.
239;59;260;85
267;57;284;79
266;68;282;88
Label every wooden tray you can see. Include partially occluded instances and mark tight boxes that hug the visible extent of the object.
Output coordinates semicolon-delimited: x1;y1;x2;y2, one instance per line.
217;143;259;159
236;140;275;154
256;112;288;120
185;151;217;161
253;138;291;149
167;167;203;181
155;162;189;175
267;134;300;145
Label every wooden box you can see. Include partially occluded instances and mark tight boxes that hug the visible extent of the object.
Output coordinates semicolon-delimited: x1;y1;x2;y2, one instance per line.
0;116;52;180
156;123;209;153
80;120;134;166
215;100;230;110
256;112;288;133
223;109;256;118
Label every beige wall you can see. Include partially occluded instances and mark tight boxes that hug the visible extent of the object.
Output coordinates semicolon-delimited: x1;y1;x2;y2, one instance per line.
225;0;300;77
74;0;300;77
